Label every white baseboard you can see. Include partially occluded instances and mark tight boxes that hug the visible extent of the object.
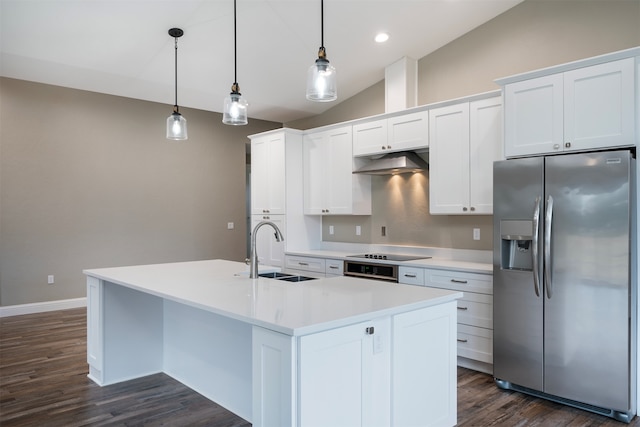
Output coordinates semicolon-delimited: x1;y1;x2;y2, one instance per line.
0;297;87;317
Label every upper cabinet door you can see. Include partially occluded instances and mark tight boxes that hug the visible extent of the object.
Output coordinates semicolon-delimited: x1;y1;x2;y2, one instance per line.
325;127;356;215
303;126;371;216
302;132;326;215
429;103;470;215
469;96;502;214
503;55;637;158
353;119;387;157
504;74;564;158
352;111;428;157
250;133;285;215
387;110;429;152
563;58;635;152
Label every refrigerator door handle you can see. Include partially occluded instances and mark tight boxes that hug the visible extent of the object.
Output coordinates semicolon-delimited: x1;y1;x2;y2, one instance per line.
532;196;541;297
544;195;554;299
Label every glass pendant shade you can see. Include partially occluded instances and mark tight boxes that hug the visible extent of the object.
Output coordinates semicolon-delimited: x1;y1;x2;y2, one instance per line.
166;28;187;140
166;110;188;140
222;92;248;125
306;57;337;102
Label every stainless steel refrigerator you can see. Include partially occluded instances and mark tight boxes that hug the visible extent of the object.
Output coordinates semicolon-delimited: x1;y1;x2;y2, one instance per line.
493;149;637;422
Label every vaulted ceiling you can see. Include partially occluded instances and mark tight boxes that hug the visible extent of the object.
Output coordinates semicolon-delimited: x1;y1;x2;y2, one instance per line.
0;0;523;123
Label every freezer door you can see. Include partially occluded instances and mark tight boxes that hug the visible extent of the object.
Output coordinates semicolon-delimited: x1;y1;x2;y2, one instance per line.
493;157;544;390
544;151;632;411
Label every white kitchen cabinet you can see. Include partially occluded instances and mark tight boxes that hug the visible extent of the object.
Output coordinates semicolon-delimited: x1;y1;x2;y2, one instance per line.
429;95;502;215
399;266;494;374
393;302;457;427
251;214;285;268
86;276;103;382
251;132;285;215
352;110;428;157
284;255;344;278
284;254;326;277
503;57;636;158
299;318;391;427
324;258;344;276
252;326;295;427
353;119;387;156
303;126;371;215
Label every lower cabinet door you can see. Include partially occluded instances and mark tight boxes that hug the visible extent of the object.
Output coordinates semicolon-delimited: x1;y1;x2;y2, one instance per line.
298;319;390;427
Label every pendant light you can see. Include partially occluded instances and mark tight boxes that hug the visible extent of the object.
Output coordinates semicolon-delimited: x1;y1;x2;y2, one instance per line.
222;0;248;125
306;0;336;102
166;28;188;140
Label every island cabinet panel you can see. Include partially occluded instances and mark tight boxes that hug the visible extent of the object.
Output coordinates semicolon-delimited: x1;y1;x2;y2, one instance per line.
252;327;296;427
86;279;163;386
393;302;457;427
503;56;636;158
298;318;391;427
86;276;103;381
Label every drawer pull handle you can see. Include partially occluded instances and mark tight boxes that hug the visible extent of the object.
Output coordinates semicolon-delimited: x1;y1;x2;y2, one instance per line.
457;338;468;343
329;265;339;269
457;306;468;311
298;262;309;266
404;273;417;278
451;279;468;284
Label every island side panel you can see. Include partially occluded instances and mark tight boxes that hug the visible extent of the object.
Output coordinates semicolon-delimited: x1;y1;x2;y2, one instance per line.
163;300;253;423
87;277;164;386
252;326;297;427
392;301;457;427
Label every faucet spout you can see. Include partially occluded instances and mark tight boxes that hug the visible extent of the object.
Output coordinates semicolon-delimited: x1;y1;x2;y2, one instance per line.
250;221;284;278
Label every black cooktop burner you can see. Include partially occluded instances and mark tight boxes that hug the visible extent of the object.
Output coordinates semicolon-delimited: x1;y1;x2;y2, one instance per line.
347;253;431;262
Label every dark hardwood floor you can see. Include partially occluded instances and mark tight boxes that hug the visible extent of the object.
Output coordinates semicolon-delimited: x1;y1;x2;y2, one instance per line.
0;308;637;426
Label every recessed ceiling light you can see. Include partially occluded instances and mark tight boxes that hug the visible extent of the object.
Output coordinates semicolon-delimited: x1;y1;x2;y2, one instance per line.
375;32;389;43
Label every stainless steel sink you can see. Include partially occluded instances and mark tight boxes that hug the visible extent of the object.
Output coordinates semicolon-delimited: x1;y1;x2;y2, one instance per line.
258;272;293;279
277;275;317;282
258;272;317;282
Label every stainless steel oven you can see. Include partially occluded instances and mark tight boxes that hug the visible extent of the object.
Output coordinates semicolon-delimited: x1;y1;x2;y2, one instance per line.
343;253;431;283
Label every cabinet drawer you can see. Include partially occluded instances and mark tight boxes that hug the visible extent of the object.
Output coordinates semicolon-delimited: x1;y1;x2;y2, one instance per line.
325;259;344;276
457;324;493;364
285;255;325;273
398;266;424;286
456;292;493;329
425;269;492;295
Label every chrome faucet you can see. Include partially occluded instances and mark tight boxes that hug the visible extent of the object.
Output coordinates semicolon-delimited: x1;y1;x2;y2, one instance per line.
249;221;284;278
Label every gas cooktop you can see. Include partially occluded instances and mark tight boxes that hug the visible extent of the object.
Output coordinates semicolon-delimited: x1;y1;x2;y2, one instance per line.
347;253;431;262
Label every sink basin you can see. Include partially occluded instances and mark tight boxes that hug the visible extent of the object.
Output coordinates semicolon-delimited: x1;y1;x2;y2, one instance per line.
258;272;292;279
277;275;317;282
258;272;318;282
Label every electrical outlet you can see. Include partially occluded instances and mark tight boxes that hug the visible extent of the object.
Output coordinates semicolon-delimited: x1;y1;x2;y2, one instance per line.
227;222;234;230
473;228;480;241
329;225;334;235
356;225;361;236
48;275;54;285
381;226;386;237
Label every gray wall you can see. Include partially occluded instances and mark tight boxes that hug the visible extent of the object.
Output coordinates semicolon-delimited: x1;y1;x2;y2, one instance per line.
0;78;280;306
288;0;640;251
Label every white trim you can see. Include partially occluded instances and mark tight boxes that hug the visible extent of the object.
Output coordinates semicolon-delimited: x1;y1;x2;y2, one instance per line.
0;297;86;317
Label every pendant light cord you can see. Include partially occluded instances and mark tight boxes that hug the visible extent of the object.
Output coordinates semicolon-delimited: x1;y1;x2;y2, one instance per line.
320;0;324;49
174;36;178;108
234;0;238;85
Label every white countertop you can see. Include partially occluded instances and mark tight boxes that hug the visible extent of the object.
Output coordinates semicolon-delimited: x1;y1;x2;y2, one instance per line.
286;250;493;274
84;259;462;336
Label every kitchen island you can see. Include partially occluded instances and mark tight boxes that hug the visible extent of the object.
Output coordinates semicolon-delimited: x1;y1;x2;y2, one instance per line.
84;259;462;427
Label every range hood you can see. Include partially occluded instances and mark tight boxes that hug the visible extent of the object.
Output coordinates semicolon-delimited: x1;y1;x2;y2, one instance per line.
353;151;428;175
